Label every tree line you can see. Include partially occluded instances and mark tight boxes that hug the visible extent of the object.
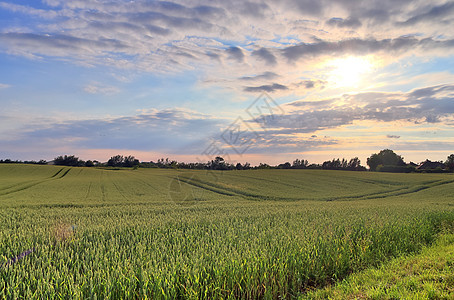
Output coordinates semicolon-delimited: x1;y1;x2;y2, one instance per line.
1;150;453;173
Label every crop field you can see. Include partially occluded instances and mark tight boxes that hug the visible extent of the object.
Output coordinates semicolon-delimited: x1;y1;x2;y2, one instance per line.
1;164;454;298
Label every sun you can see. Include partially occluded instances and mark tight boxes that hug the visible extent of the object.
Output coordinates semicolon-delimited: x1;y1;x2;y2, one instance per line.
327;56;374;88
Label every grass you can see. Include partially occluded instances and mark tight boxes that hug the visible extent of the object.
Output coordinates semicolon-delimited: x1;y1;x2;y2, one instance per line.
0;165;453;298
303;234;454;299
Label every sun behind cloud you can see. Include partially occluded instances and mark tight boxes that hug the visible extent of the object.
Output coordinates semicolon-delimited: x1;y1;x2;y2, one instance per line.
327;56;374;89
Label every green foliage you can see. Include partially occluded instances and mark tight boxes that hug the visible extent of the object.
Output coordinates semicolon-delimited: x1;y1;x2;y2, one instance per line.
0;165;453;298
107;155;139;167
446;154;454;171
377;165;415;173
367;149;405;171
53;155;84;167
304;234;454;299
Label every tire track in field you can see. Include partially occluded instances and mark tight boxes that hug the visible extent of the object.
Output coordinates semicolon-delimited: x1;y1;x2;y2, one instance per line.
179;172;409;201
111;180;129;201
174;175;286;200
223;173;315;191
0;180;41;192
358;179;454;200
59;168;71;178
84;182;92;200
175;175;454;202
225;172;405;193
50;168;65;178
174;174;401;201
127;172;163;194
100;171;106;202
0;168;70;197
322;179;454;202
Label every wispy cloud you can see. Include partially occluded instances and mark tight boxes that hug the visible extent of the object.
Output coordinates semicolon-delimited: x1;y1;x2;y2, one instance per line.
397;2;454;26
244;83;288;93
1;0;452;75
84;82;120;95
2;108;224;155
0;2;58;19
326;17;362;28
1;0;454;163
273;84;454;132
239;72;279;81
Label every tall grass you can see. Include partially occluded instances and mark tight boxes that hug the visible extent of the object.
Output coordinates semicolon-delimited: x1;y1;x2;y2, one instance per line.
0;165;453;298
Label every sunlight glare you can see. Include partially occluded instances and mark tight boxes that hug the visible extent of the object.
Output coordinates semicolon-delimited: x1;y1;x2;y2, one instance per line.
327;56;374;88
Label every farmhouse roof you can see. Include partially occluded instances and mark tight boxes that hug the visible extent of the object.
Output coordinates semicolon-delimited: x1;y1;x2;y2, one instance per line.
416;160;446;170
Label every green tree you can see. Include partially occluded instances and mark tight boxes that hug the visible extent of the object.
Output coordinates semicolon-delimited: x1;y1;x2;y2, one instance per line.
123;155;139;167
446;154;454;171
54;155;84;166
347;157;361;170
85;160;95;167
367;149;405;171
107;155;124;167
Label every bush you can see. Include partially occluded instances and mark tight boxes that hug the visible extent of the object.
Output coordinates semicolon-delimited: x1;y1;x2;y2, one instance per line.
377;165;414;173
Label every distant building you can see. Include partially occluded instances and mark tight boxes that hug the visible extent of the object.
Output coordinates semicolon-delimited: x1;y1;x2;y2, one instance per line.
416;160;446;170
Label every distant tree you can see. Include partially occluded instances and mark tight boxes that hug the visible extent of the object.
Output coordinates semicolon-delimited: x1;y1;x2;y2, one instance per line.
292;159;309;169
209;156;230;170
107;155;124;167
85;160;95;167
257;163;271;169
278;162;291;169
235;162;243;170
322;158;342;170
123;155;139;167
446;154;454;171
347;157;361;170
54;155;84;166
367;149;405;171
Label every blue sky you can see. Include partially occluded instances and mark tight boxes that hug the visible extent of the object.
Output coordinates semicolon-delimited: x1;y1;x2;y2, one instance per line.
1;0;454;165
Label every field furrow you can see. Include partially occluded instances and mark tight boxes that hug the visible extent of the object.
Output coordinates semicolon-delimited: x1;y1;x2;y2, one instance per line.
0;165;453;299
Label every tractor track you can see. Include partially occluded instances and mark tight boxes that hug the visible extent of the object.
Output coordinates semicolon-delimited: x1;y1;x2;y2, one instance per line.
0;167;72;197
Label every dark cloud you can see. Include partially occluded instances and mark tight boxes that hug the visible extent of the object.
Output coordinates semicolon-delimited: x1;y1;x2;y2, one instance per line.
398;2;454;26
409;84;454;99
326;17;362;28
244;83;288;93
193;5;226;17
129;11;209;30
387;135;401;139
269;84;454;132
285;0;324;15
235;1;270;17
206;51;221;61
289;99;335;107
252;48;277;65
282;37;454;62
362;9;390;23
88;21;171;36
292;80;325;89
0;32;130;55
239;72;279;81
226;46;245;62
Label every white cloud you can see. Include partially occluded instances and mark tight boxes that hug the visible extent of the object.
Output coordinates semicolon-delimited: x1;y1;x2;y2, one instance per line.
0;83;10;89
83;82;120;95
0;0;452;80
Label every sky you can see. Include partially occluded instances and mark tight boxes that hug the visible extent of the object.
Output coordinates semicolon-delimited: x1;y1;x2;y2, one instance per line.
1;0;454;166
